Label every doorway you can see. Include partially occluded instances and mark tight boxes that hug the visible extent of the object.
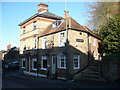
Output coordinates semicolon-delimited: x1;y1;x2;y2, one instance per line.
52;56;57;74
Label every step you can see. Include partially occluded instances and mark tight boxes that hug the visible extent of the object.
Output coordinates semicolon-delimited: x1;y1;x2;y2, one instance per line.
80;74;100;78
83;71;100;75
75;77;106;82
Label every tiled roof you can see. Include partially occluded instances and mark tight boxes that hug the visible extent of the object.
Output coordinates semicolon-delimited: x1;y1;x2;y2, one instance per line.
38;17;88;37
19;12;63;26
38;16;101;40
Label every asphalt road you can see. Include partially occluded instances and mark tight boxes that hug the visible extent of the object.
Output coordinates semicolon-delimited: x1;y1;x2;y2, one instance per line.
2;71;119;88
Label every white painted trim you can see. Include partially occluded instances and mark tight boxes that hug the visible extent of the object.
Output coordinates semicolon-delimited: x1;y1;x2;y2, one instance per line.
59;31;66;47
23;71;47;77
32;58;37;70
42;36;46;49
52;56;56;74
41;55;47;70
58;77;66;80
57;55;66;69
40;68;47;70
22;58;26;69
73;55;80;69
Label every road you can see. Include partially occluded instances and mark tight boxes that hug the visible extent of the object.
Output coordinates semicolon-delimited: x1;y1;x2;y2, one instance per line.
2;71;119;88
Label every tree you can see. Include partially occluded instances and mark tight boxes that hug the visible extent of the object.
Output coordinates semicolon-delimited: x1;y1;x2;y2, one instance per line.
87;2;119;32
100;16;120;55
86;2;120;55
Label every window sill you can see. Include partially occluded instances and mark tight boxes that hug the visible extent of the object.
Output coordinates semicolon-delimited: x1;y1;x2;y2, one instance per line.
58;67;66;69
22;67;25;69
74;68;80;69
32;69;37;71
40;68;47;70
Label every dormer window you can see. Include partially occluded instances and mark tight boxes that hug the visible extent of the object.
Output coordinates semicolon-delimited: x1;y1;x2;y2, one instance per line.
33;21;37;30
23;27;26;34
52;20;62;29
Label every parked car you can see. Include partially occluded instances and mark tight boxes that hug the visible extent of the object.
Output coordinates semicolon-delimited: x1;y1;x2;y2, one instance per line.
8;61;19;70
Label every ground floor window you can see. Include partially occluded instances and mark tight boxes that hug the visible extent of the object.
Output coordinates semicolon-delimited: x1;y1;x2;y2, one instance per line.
22;58;25;68
73;55;80;69
41;55;47;70
32;58;37;70
57;55;66;69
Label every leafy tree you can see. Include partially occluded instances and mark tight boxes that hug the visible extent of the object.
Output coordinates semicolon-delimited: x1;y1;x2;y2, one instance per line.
100;16;120;55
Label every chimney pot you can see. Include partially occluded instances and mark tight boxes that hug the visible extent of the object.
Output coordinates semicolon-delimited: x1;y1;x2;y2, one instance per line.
38;3;48;14
64;10;69;18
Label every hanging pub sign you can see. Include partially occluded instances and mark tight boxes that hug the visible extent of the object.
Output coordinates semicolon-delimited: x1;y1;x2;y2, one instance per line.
76;39;84;42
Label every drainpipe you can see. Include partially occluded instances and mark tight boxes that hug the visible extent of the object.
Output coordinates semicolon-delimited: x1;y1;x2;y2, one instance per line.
88;33;90;66
65;17;70;80
37;37;39;77
29;57;30;75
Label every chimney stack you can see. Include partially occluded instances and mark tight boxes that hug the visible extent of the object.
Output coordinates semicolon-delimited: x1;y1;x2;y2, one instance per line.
38;3;48;14
64;10;69;18
7;44;11;51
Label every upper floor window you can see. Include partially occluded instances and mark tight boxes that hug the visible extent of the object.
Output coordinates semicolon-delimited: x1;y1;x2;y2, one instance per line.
33;21;37;30
59;32;65;47
52;20;62;29
33;37;37;49
42;37;46;49
23;40;26;51
23;27;26;34
89;36;91;44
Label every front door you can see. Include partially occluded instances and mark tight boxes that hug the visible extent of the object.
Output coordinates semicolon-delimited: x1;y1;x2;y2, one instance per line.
52;56;56;74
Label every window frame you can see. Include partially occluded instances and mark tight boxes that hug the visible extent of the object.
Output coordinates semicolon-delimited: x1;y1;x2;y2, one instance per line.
73;55;80;69
33;37;37;49
42;37;46;49
52;20;62;29
41;55;47;70
59;32;65;47
32;58;37;70
22;58;26;69
57;55;66;69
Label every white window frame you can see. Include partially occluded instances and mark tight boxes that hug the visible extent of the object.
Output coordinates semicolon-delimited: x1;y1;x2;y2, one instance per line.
73;55;80;69
41;55;47;70
33;37;37;49
57;55;66;69
42;37;46;49
23;40;26;51
22;58;26;69
89;36;91;44
32;58;37;70
52;20;62;29
59;32;65;47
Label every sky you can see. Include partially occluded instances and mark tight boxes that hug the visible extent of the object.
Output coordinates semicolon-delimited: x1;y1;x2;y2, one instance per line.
1;1;91;50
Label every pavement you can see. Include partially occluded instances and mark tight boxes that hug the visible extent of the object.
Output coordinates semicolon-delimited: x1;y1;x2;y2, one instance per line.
2;70;120;88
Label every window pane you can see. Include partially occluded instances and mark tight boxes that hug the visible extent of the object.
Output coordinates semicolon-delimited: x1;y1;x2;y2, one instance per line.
34;61;37;69
23;61;25;67
43;60;47;68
